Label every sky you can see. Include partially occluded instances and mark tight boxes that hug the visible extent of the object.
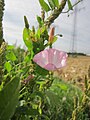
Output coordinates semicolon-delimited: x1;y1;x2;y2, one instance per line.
3;0;90;54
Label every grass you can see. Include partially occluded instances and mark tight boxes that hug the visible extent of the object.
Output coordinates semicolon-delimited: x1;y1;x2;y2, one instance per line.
44;78;83;120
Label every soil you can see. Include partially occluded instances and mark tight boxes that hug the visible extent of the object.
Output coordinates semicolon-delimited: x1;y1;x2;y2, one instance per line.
54;56;90;90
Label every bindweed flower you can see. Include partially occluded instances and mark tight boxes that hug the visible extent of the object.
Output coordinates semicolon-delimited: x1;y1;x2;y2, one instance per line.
33;48;68;71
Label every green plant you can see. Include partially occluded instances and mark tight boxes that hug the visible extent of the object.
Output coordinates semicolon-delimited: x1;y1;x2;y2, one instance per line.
44;78;83;120
70;76;90;120
0;0;5;46
0;76;20;120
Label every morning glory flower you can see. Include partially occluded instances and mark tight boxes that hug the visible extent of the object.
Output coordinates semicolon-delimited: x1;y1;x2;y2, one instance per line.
33;48;68;71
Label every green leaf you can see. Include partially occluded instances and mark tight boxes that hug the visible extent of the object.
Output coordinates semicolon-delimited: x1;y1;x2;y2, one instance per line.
23;28;33;51
37;16;43;27
24;55;31;62
52;0;59;8
55;83;68;91
46;90;60;108
6;45;14;50
0;77;20;120
6;51;17;61
46;36;58;47
0;82;4;91
39;0;51;12
25;108;39;116
47;0;55;9
35;64;49;76
37;16;42;24
16;107;39;116
21;66;30;75
52;36;58;44
4;62;12;72
40;26;46;34
41;115;50;120
68;0;73;10
33;91;44;99
36;28;41;39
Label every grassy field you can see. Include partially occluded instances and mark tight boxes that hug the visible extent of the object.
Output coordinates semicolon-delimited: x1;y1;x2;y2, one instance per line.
54;56;90;89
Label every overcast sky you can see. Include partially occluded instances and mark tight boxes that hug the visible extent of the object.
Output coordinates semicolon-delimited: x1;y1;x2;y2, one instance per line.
3;0;90;54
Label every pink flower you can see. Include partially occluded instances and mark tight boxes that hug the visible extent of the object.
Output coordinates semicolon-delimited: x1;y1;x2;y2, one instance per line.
33;48;68;71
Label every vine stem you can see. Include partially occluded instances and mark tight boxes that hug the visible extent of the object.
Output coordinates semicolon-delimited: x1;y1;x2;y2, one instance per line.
62;0;83;13
44;0;82;27
44;0;67;27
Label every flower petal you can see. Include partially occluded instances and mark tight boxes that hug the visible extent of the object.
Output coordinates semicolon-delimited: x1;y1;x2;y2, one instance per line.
33;48;68;71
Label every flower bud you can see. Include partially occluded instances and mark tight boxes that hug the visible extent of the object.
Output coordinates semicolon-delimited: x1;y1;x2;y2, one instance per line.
49;27;55;43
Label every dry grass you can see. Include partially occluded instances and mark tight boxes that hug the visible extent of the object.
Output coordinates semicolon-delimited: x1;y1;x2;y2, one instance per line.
54;56;90;89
